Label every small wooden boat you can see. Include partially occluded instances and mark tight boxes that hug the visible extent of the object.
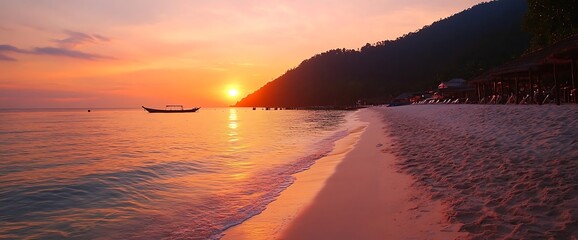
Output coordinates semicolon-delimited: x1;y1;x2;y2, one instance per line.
142;105;200;113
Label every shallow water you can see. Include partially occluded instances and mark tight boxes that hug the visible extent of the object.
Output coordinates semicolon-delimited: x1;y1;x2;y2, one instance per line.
0;108;355;239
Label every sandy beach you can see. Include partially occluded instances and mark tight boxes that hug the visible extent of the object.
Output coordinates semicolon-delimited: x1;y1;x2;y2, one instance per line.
380;104;578;239
224;104;577;240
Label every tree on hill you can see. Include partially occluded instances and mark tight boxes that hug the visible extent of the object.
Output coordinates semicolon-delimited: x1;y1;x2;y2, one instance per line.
524;0;578;50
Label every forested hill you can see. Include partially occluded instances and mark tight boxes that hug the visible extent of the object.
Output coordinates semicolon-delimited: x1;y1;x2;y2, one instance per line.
235;0;530;108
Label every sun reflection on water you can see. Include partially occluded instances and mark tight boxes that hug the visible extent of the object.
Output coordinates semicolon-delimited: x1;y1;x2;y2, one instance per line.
228;108;238;121
228;108;239;143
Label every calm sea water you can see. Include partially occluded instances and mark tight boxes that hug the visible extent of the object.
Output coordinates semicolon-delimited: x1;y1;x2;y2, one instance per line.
0;108;357;239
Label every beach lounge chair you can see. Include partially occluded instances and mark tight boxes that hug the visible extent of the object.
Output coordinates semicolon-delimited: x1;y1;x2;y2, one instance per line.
506;94;516;104
519;94;530;104
542;94;551;104
478;97;486;104
489;95;497;104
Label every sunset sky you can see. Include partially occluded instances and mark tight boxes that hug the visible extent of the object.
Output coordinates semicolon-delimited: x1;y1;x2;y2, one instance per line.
0;0;485;108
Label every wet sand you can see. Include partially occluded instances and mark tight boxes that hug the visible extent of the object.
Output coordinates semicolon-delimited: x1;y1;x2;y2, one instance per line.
221;112;368;239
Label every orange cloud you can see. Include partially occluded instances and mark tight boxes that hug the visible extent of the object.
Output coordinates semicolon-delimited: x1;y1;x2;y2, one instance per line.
54;30;110;48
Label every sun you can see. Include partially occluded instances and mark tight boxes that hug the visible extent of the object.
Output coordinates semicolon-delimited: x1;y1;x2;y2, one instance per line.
227;89;239;97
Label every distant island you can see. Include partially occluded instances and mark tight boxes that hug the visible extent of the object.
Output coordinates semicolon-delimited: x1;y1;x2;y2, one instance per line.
235;0;530;108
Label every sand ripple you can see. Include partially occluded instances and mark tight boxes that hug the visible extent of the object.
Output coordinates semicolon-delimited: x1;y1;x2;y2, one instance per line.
378;105;578;239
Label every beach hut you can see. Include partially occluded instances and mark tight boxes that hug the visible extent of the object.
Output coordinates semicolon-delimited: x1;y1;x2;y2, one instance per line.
437;78;475;102
388;92;413;106
469;34;578;105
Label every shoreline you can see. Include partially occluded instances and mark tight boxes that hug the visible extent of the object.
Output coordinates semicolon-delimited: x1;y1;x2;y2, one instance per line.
223;107;464;239
221;109;368;239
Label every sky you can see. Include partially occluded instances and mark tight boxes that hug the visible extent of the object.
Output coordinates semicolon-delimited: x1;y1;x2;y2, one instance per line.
0;0;486;108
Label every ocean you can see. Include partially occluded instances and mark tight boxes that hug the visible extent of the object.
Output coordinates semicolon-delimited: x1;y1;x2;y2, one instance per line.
0;108;358;239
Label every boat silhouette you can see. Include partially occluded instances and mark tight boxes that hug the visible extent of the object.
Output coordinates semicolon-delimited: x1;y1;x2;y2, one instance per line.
142;105;200;113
